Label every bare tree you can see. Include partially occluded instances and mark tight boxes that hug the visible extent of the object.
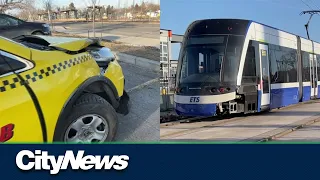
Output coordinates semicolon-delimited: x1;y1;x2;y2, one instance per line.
0;0;30;13
69;2;76;10
42;0;53;28
85;0;97;37
17;0;36;21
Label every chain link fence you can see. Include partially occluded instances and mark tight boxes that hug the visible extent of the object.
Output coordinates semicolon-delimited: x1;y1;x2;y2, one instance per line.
160;76;176;95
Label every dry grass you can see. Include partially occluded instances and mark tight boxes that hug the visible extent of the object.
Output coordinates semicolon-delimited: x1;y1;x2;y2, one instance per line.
52;32;159;61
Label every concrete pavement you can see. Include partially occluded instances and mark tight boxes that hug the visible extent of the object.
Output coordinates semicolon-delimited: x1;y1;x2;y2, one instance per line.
161;101;320;142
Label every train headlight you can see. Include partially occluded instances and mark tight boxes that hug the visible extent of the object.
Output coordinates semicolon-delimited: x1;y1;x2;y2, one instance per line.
219;88;225;93
210;88;216;93
217;87;230;93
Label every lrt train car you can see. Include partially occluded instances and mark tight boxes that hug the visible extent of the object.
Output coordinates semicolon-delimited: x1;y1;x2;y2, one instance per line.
174;19;320;117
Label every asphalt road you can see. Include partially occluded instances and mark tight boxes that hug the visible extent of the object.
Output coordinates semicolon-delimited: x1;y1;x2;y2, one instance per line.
115;61;159;141
53;21;159;47
119;61;159;90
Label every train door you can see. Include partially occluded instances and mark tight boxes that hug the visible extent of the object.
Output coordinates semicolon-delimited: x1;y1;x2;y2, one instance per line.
310;54;318;98
312;54;318;98
317;54;320;99
259;44;271;107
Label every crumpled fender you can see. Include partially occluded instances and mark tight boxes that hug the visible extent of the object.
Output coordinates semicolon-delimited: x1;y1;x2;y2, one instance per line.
35;35;101;52
50;38;99;52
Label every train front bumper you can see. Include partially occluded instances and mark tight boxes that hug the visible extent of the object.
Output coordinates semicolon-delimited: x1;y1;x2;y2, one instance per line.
173;92;236;117
175;103;217;117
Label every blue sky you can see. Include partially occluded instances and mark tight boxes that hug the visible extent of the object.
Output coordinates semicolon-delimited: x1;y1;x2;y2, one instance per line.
160;0;320;59
35;0;158;9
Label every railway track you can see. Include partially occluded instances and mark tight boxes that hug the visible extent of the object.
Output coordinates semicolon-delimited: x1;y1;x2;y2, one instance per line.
253;115;320;142
161;100;320;142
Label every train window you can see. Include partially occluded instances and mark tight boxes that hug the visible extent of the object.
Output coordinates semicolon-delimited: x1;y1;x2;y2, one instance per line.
269;44;297;83
261;49;270;93
224;35;244;82
178;35;244;85
242;43;256;84
301;51;310;82
181;54;188;79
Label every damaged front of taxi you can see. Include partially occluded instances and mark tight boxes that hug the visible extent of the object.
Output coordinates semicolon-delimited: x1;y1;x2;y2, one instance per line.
7;35;130;142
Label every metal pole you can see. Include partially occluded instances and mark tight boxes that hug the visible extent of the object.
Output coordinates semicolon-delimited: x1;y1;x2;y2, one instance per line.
167;35;171;82
93;4;96;38
101;6;104;39
300;10;320;40
48;9;52;29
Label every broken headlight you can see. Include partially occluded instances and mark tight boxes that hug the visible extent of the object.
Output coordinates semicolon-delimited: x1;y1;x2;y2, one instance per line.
89;47;116;69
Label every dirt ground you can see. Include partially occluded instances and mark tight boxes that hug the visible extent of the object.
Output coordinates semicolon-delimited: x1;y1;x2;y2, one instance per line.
52;32;160;61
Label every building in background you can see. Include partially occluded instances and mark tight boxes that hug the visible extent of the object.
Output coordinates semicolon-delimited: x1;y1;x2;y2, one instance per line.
169;60;178;76
160;29;182;92
147;10;160;18
60;9;78;19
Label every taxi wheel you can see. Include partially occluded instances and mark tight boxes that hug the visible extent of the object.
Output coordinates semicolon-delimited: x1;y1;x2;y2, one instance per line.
54;93;118;143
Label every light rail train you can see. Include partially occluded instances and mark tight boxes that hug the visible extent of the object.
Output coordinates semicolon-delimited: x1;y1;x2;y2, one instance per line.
174;19;320;116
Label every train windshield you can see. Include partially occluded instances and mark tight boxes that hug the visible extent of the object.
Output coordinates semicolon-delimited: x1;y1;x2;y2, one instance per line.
178;35;244;86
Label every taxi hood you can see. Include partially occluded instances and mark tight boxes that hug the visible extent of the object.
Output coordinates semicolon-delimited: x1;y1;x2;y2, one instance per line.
11;35;116;69
12;35;103;52
50;38;95;51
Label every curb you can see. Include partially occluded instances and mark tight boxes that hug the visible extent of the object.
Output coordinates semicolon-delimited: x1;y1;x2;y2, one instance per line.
114;52;159;72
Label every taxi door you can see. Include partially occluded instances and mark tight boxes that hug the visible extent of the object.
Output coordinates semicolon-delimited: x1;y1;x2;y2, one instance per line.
0;50;44;142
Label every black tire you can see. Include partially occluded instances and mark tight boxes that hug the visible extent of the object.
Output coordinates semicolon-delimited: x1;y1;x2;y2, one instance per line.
32;31;44;35
53;93;118;143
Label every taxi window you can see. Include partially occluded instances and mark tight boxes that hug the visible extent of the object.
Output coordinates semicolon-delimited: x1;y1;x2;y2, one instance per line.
0;56;12;76
0;52;27;76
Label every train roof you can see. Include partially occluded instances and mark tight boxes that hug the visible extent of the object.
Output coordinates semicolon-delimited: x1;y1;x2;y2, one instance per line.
189;18;320;45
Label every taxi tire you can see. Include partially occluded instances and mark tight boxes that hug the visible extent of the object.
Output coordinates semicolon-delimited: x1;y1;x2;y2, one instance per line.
53;93;118;142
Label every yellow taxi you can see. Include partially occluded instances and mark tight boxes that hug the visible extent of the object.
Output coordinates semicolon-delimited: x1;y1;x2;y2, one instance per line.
0;35;129;143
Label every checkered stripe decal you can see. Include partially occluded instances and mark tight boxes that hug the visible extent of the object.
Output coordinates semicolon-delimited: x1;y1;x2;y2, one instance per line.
0;54;92;93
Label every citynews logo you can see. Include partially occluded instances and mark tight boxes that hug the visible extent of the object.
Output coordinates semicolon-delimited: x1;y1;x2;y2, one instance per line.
16;150;129;175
